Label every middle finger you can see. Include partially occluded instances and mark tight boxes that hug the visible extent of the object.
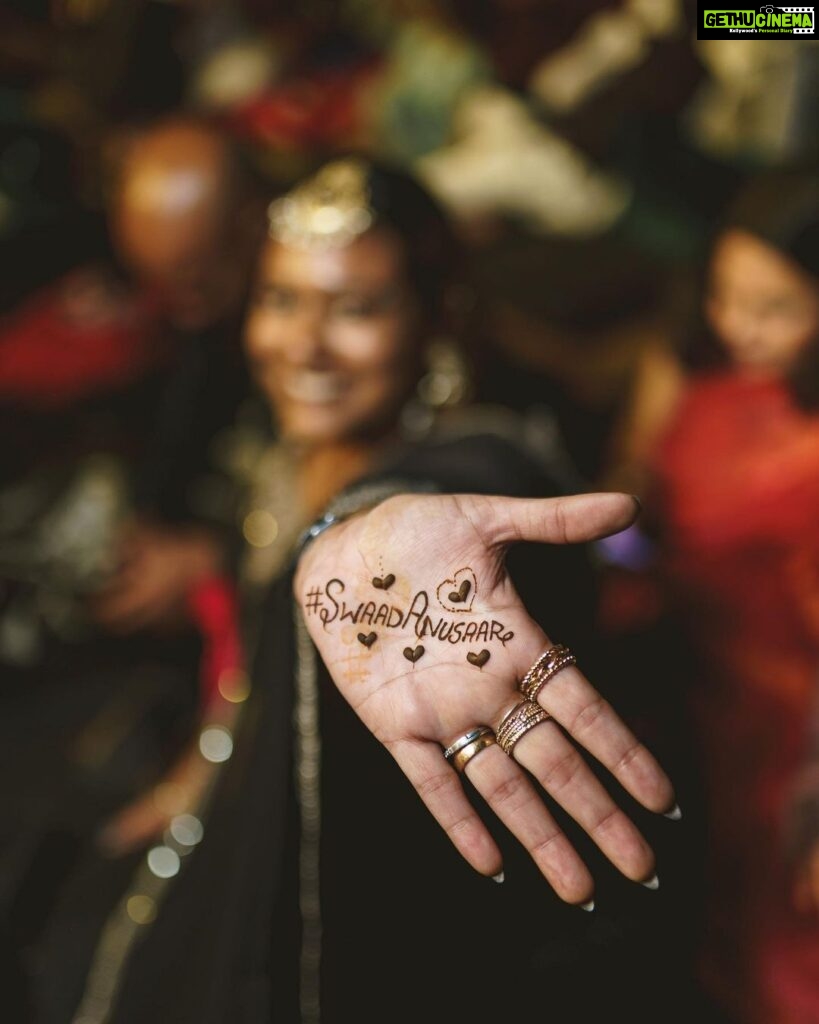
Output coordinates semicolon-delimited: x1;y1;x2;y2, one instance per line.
460;740;595;905
507;711;656;883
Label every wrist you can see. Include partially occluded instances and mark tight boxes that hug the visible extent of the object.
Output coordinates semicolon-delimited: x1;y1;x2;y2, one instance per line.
293;511;362;597
295;510;347;562
292;478;440;603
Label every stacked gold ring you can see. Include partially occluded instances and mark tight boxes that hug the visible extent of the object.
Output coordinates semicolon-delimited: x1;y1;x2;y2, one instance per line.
444;726;497;773
518;644;576;702
496;699;551;755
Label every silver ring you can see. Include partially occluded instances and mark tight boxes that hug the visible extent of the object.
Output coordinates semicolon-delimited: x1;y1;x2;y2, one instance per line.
444;726;493;762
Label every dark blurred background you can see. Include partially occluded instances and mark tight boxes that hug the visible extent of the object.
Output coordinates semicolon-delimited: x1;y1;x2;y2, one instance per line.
1;3;818;1023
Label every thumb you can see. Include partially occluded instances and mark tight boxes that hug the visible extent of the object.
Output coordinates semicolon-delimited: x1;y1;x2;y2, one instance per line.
481;492;640;546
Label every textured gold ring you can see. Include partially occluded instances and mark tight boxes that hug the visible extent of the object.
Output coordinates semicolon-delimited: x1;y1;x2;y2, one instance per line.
451;732;497;773
496;699;551;756
518;644;577;703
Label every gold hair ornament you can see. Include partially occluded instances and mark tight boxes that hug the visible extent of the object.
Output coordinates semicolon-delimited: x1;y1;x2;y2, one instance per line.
267;158;374;251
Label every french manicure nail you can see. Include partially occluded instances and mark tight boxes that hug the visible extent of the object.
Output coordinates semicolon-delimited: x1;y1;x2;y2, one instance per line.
641;874;660;890
492;871;505;884
579;899;595;912
663;803;682;821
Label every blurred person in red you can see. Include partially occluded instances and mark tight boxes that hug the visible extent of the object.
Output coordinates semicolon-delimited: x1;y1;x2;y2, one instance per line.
78;116;269;855
0;115;263;667
0;117;199;1019
0;116;262;1019
602;167;819;1023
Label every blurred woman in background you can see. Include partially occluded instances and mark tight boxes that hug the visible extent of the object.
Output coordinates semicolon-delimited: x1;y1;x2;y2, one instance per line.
607;168;819;1024
72;157;693;1024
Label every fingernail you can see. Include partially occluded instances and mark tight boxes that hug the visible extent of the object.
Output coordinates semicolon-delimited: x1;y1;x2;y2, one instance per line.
641;874;660;890
631;495;643;514
663;803;682;821
579;899;595;912
492;870;505;884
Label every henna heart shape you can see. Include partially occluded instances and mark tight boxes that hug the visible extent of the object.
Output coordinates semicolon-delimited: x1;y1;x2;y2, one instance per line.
466;649;490;668
358;632;377;648
372;574;395;590
403;645;425;663
436;568;477;613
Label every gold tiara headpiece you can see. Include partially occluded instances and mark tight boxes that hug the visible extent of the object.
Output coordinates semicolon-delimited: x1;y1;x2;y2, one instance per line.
267;158;374;251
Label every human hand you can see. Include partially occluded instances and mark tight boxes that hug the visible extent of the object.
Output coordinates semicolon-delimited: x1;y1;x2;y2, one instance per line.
295;492;678;907
90;521;223;633
95;738;215;856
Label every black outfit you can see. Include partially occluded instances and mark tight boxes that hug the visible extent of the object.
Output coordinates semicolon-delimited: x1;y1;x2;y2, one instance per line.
84;414;704;1024
133;318;250;528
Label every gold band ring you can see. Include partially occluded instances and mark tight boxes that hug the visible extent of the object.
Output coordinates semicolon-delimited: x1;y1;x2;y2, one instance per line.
496;699;551;756
451;732;497;773
518;644;576;703
444;727;493;763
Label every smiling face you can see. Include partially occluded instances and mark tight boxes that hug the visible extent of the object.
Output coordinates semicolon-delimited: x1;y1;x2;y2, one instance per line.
706;228;819;377
243;228;423;444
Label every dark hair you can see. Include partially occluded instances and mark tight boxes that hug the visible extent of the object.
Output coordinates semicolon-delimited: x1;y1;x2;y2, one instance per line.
722;168;819;278
273;156;464;327
265;154;485;411
680;165;819;408
360;159;464;327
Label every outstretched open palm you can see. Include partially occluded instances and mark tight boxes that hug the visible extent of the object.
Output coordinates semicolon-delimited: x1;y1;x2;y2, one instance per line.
295;491;677;906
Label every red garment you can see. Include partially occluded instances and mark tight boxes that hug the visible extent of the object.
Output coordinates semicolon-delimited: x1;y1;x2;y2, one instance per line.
188;575;244;708
653;371;819;1024
223;57;382;152
0;271;164;409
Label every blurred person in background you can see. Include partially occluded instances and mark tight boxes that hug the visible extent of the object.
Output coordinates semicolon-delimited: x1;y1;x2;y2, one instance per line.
96;115;262;639
66;157;701;1024
602;167;819;1023
0;115;198;1020
80;115;270;857
179;0;705;483
0;114;263;1020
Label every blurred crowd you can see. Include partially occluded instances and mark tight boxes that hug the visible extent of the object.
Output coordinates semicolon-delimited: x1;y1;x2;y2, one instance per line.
1;2;818;1023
